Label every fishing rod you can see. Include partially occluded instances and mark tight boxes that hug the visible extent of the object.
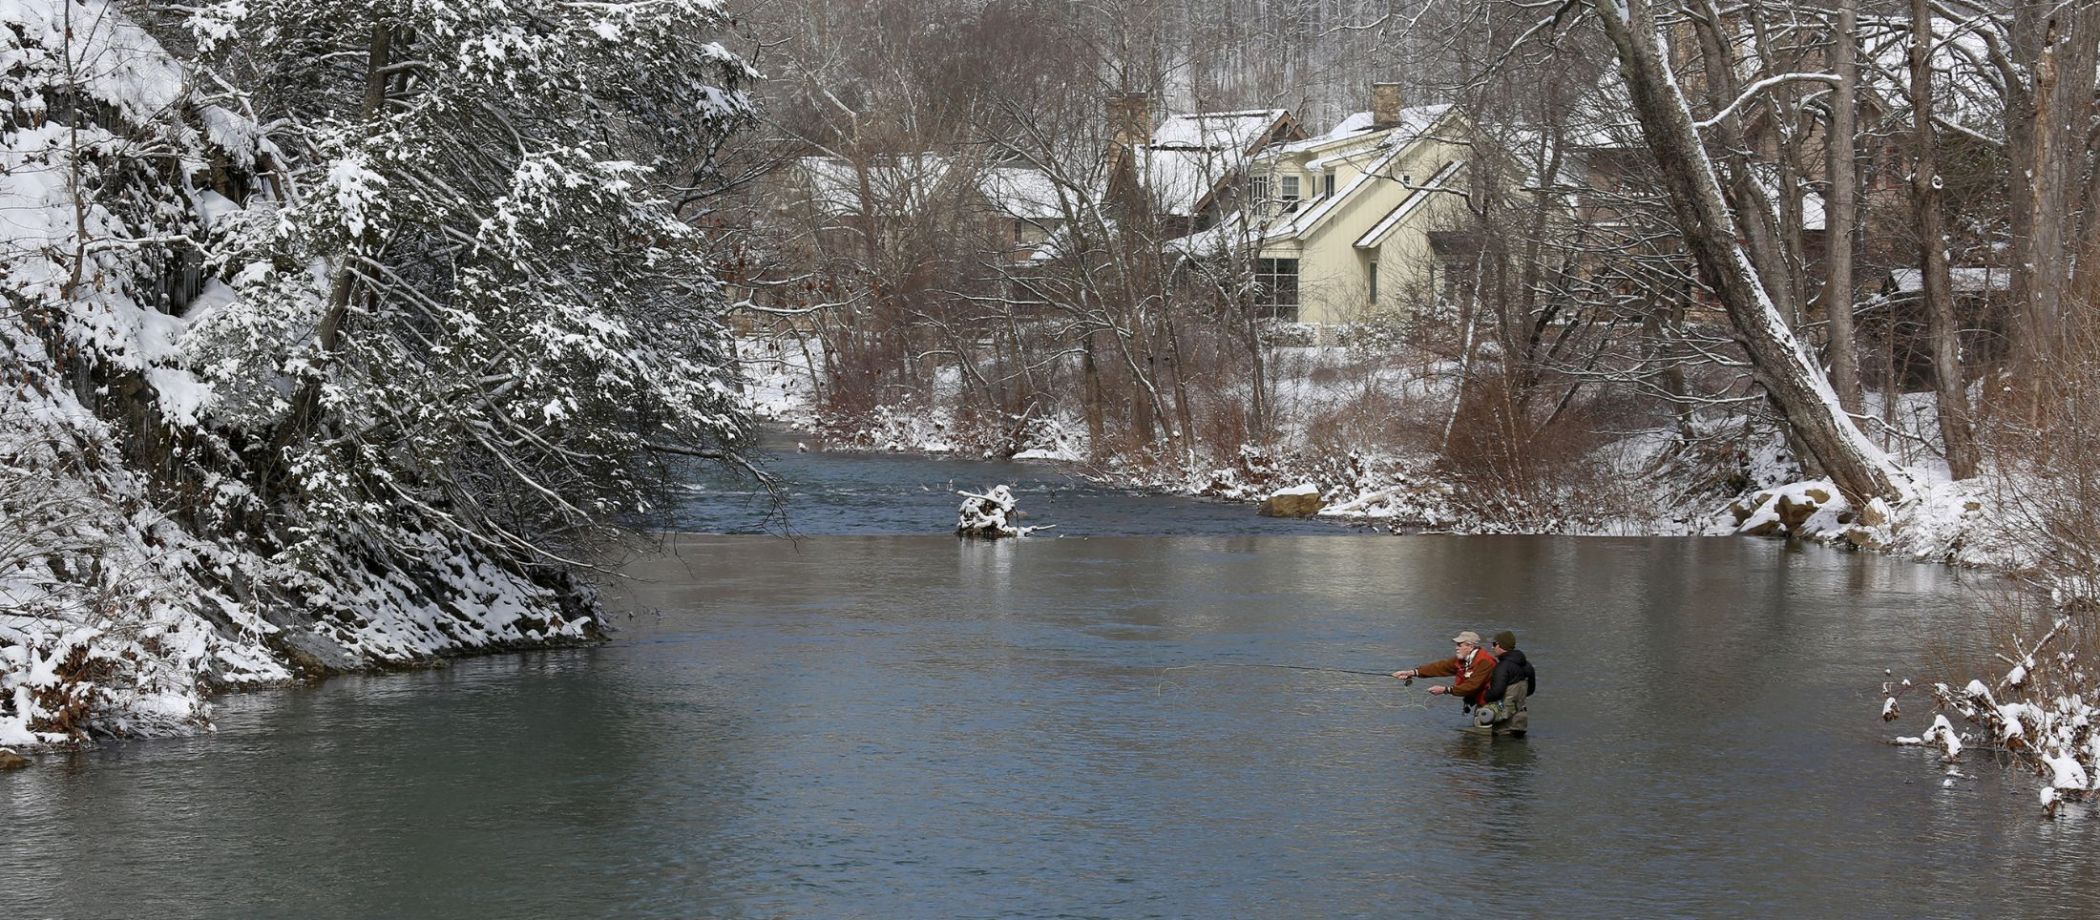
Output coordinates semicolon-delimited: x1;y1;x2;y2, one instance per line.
1160;663;1404;680
1154;663;1433;710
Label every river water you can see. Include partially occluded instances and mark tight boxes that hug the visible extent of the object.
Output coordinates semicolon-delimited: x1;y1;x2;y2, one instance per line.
4;445;2096;918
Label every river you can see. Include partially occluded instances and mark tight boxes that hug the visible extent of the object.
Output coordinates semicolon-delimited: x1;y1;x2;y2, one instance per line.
3;442;2093;918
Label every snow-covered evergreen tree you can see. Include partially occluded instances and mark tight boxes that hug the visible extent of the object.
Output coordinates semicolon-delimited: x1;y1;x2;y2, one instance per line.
180;0;757;561
2;0;758;746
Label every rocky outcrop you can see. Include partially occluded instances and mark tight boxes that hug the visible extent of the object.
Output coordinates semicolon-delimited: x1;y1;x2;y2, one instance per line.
1730;481;1844;538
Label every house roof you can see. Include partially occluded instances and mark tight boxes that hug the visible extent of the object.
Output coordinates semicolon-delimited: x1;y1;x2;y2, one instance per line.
1149;109;1291;151
1354;159;1465;250
792;155;1071;221
1276;111;1380;157
1261;104;1457;242
1133;146;1241;217
1162;104;1465;256
979;165;1068;221
793;154;951;216
1124;109;1300;217
1888;267;2009;294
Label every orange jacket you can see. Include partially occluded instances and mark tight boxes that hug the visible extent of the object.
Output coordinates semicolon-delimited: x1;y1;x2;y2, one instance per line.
1413;649;1498;706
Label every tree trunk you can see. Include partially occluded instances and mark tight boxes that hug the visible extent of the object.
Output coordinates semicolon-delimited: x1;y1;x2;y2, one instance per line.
1687;3;1801;326
1908;0;1980;479
1081;327;1105;455
271;21;394;460
1825;0;1863;413
1590;0;1908;503
2010;3;2100;399
1243;307;1270;444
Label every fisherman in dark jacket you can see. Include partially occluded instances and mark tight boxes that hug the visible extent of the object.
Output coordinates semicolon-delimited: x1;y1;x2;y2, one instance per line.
1478;630;1535;736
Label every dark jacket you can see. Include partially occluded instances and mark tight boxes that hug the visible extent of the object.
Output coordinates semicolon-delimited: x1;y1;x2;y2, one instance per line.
1482;648;1536;703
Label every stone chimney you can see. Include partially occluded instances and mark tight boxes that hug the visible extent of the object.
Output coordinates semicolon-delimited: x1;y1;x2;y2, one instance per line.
1109;91;1152;149
1371;82;1404;130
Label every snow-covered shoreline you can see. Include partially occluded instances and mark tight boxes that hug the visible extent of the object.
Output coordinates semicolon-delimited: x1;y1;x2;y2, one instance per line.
741;335;2006;566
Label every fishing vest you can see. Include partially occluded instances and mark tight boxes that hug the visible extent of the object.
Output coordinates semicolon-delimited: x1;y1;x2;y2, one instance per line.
1459;649;1497;706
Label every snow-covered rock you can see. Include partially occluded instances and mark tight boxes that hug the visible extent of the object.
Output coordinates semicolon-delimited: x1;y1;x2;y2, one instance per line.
1258;482;1325;517
956;485;1040;538
1727;480;1845;538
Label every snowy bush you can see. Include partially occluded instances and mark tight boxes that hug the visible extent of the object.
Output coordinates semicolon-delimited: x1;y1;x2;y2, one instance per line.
1891;630;2100;818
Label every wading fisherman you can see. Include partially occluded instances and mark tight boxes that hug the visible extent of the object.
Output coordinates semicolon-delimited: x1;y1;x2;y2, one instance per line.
1479;631;1535;737
1392;631;1497;730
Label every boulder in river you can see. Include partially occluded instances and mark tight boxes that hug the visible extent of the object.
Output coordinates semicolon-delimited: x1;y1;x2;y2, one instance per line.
1259;483;1325;518
0;749;29;771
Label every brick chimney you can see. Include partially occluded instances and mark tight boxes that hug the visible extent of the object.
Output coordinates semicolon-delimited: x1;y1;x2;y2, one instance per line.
1371;82;1404;130
1109;91;1151;149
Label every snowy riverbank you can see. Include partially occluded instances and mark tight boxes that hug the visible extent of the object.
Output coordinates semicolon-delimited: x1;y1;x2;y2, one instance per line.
738;335;2006;565
2;0;746;753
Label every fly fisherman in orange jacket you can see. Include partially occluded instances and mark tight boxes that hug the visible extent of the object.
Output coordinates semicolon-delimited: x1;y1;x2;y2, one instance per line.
1392;631;1498;729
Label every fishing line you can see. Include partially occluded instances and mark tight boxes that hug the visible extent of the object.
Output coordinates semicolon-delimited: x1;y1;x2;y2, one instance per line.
1159;663;1396;679
1153;663;1436;711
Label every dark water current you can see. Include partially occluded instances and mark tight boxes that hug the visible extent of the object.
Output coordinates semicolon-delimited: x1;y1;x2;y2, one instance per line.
4;443;2097;918
660;435;1356;536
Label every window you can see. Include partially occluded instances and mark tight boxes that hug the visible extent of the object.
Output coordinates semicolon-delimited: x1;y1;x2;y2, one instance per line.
1323;172;1336;198
1255;258;1299;321
1438;259;1477;304
1367;260;1378;304
1252;175;1270;202
1280;175;1301;204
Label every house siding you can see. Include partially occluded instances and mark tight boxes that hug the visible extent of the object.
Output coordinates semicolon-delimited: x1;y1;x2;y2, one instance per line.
1253;112;1477;326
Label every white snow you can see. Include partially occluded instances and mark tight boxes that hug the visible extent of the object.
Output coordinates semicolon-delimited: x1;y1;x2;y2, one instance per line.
2046;753;2089;791
956;485;1041;538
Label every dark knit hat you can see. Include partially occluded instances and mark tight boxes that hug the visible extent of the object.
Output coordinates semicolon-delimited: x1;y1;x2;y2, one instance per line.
1493;630;1517;650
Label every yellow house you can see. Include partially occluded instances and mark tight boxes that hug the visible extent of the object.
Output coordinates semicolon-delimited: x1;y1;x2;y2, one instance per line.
1172;87;1486;326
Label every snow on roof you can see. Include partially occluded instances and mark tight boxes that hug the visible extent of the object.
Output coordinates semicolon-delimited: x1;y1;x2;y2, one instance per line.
794;155;1075;221
1164;210;1260;257
1800;190;1825;231
1164;105;1476;255
979;166;1068;221
1747;165;1828;231
1149;109;1289;152
1263;105;1459;241
1354;159;1465;250
1888;267;2009;294
1292;104;1454;167
1278;111;1379;156
793;154;951;216
1134;146;1240;217
1386;104;1452;140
